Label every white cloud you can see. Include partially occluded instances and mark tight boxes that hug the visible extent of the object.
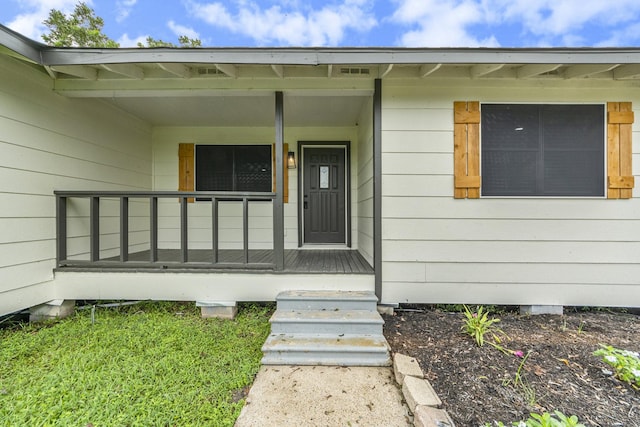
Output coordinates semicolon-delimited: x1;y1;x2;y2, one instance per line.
492;0;639;36
596;22;640;47
485;0;640;45
5;0;82;42
391;0;498;47
168;20;200;40
185;0;376;46
117;32;148;47
116;0;138;23
391;0;640;47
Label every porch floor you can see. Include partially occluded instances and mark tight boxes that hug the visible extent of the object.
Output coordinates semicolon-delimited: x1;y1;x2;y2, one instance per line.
65;249;373;274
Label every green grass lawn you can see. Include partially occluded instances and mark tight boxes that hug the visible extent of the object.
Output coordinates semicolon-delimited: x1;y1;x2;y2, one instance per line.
0;301;272;427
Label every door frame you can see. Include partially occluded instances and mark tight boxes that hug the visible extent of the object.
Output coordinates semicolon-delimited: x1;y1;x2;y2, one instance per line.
297;141;351;248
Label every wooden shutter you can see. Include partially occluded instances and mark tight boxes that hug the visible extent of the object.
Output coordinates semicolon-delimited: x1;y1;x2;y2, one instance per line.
178;143;194;203
607;102;635;199
454;101;481;199
272;143;289;203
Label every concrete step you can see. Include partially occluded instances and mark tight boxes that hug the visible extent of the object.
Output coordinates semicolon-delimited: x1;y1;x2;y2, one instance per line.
276;290;378;311
269;309;384;335
261;333;391;366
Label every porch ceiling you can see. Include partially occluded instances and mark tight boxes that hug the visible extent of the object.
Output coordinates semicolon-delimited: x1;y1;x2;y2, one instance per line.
49;60;640;127
52;59;639;126
106;93;371;127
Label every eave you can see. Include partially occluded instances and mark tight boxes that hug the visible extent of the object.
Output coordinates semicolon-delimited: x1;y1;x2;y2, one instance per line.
3;24;640;84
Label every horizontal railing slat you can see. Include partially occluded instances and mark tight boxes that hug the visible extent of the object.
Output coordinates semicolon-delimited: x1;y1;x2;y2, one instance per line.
54;190;275;199
55;191;276;270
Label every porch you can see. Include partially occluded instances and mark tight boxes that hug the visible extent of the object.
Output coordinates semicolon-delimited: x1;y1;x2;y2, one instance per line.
55;190;373;274
47;84;382;307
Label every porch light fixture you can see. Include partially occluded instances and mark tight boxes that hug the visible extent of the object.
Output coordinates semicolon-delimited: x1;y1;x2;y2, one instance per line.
287;151;297;169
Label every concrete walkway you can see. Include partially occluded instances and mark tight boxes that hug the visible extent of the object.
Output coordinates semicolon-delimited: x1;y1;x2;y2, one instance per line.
234;365;412;427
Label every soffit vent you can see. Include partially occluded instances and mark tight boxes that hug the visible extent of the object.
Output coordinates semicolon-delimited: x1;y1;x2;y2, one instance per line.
197;67;226;76
340;67;370;75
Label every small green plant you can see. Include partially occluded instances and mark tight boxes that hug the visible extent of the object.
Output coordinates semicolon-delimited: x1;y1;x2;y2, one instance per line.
484;410;585;427
593;344;640;389
461;305;501;346
488;331;524;358
501;350;536;406
551;411;585;427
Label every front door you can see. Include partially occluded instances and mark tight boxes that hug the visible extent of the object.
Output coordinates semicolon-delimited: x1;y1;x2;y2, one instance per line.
303;147;346;244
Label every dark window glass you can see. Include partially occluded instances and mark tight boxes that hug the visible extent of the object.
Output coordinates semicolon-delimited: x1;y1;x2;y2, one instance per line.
481;104;604;196
195;145;271;192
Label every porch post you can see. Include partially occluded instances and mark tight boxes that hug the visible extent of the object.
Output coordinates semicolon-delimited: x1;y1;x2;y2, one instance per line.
90;196;100;262
149;196;158;262
373;79;383;300
56;195;67;265
120;197;129;262
273;91;285;270
180;197;188;263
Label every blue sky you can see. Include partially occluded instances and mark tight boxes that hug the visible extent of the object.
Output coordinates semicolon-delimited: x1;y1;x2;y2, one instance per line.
3;0;640;48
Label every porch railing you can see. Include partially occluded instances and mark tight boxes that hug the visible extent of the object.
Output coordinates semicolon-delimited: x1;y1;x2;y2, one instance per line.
55;191;278;270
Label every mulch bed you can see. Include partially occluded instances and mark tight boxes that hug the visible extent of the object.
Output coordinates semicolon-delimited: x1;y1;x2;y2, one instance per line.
383;306;640;427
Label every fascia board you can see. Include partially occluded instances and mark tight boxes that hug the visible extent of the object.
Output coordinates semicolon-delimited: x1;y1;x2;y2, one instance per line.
0;24;44;63
3;24;640;67
41;47;640;67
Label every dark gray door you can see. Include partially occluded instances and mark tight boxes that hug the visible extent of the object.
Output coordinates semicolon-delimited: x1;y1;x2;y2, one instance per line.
303;147;346;244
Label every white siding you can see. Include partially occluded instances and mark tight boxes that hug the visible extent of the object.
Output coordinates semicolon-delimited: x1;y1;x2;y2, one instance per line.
357;98;374;265
0;55;152;315
152;125;359;250
54;271;374;302
380;79;640;307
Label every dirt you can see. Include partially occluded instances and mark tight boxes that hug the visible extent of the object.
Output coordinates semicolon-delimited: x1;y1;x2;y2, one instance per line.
383;306;640;427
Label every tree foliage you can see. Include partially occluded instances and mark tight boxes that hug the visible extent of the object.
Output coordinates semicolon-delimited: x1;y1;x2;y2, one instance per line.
137;36;202;48
42;2;202;48
42;2;119;48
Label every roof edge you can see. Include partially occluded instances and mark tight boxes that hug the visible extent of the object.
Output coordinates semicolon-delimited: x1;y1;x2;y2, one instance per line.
0;24;45;63
2;23;640;67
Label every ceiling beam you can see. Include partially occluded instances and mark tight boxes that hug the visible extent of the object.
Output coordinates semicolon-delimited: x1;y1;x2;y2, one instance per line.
563;64;619;79
101;63;144;79
470;64;505;78
271;64;284;78
419;64;441;78
380;64;394;78
516;64;562;79
613;64;640;79
52;74;375;97
49;65;98;80
157;63;191;78
215;64;237;78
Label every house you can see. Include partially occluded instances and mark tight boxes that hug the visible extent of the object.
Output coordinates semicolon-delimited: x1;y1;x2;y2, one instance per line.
1;23;639;319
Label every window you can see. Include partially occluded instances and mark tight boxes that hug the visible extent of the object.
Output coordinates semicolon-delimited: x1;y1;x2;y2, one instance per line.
195;145;271;192
179;142;290;203
454;101;634;200
481;104;605;197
